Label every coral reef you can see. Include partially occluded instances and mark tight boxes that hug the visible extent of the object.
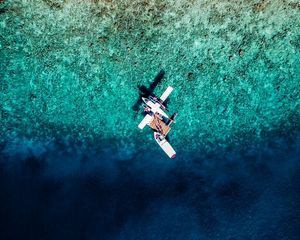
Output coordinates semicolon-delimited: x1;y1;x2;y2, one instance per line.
0;0;299;152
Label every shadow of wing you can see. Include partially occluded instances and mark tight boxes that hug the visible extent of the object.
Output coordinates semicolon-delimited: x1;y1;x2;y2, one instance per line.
132;69;165;112
149;70;165;92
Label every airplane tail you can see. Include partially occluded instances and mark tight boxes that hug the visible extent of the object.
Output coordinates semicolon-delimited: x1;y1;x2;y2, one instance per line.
154;132;176;158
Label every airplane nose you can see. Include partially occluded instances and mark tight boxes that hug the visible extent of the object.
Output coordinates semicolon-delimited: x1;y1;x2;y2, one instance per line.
142;97;148;104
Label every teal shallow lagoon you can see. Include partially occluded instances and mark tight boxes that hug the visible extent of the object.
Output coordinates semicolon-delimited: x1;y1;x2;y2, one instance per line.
0;0;300;239
1;0;299;152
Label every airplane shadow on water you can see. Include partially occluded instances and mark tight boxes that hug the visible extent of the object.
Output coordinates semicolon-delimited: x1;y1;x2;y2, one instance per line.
132;70;170;113
132;69;172;142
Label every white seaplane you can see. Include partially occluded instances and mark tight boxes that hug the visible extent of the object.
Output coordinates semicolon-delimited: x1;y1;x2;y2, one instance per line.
138;86;177;158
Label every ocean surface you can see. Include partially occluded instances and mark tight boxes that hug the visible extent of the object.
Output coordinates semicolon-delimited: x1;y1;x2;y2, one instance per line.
1;0;300;239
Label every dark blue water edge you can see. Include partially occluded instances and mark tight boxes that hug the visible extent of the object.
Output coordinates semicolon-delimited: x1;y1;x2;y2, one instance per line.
0;129;300;240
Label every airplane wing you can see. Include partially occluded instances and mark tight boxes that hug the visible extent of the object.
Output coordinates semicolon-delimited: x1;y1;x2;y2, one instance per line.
138;114;153;129
159;86;173;103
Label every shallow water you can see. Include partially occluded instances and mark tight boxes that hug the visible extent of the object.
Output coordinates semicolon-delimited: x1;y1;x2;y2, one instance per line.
1;0;300;239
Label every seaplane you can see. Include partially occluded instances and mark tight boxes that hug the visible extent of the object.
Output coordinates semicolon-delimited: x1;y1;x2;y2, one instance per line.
138;86;177;158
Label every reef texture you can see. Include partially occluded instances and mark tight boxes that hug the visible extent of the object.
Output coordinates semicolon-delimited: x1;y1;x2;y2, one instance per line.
0;0;299;152
1;1;300;240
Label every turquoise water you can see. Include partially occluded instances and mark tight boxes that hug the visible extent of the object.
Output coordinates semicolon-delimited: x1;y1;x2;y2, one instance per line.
1;0;299;150
1;0;300;239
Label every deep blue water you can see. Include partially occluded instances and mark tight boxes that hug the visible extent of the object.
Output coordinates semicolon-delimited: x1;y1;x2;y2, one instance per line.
1;1;300;239
1;130;299;240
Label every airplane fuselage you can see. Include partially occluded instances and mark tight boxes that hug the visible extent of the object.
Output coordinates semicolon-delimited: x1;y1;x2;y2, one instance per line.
138;85;176;158
142;97;169;119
